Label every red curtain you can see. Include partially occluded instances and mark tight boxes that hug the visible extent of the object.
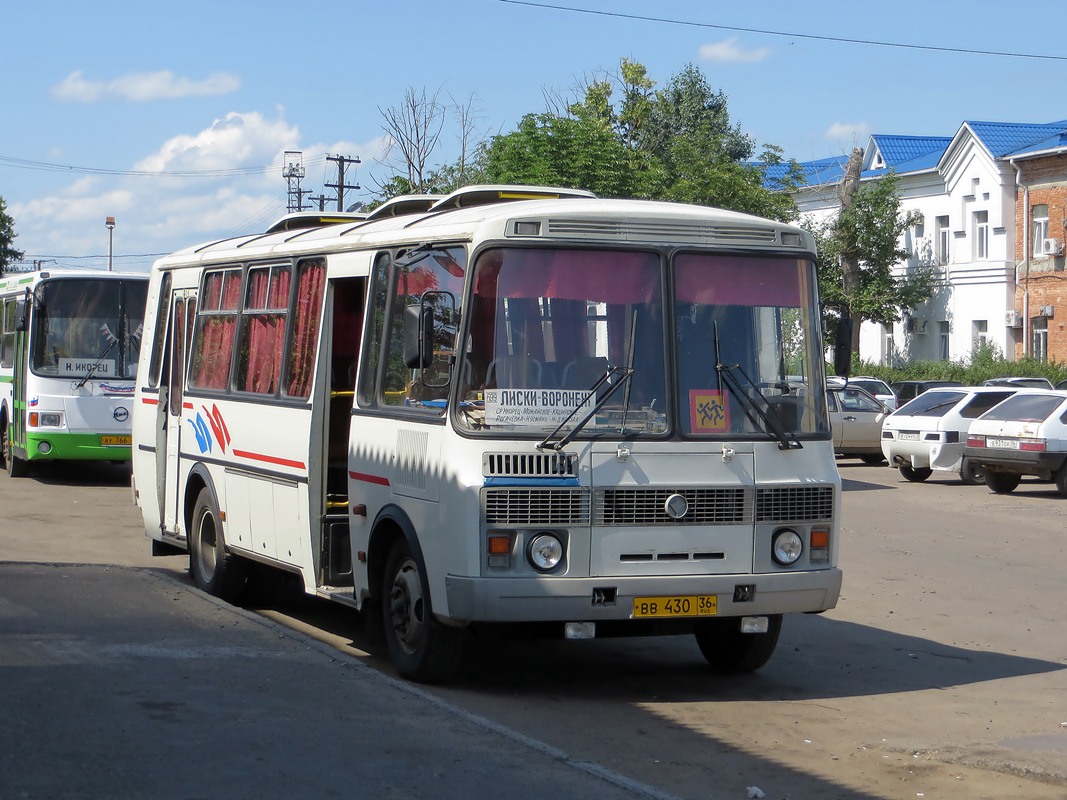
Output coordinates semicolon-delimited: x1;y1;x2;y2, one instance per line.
241;267;290;394
286;260;326;398
190;269;242;390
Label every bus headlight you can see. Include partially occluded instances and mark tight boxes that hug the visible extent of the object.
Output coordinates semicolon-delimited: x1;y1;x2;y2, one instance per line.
527;532;564;572
40;412;64;428
772;528;803;566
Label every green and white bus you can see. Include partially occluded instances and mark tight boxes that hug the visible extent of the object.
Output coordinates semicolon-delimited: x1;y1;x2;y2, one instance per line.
0;269;149;476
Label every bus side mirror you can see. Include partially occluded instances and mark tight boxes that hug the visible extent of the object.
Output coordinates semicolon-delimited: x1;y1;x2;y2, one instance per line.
14;299;27;332
403;303;434;369
833;317;853;377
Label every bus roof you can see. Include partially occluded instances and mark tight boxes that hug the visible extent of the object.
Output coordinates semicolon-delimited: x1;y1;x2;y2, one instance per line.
154;186;815;269
0;268;148;293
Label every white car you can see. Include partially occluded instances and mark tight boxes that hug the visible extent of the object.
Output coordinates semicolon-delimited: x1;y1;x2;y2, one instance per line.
828;376;897;409
964;389;1067;495
881;386;1017;483
829;385;888;464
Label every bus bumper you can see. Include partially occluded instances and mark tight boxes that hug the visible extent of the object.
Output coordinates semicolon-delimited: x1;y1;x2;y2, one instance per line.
443;568;842;623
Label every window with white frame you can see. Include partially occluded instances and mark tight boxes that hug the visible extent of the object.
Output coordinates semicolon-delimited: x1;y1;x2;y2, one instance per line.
883;322;894;365
936;216;950;265
974;210;989;260
1032;317;1048;361
938;321;950;360
973;319;989;350
1032;204;1049;257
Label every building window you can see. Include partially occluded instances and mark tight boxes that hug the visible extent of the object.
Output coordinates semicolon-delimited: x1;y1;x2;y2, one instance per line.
1032;317;1048;361
939;321;950;360
973;319;989;351
1032;204;1049;257
974;210;989;260
883;323;894;366
936;216;950;265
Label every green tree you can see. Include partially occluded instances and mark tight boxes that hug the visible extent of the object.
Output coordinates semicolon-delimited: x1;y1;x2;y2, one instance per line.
806;170;936;350
0;197;24;277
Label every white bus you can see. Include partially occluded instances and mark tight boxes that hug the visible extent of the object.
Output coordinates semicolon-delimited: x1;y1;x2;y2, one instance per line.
132;186;845;682
1;269;149;476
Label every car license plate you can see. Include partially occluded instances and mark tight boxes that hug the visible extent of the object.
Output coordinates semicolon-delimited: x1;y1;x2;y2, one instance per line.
632;594;717;619
987;438;1019;449
897;432;920;440
100;435;131;447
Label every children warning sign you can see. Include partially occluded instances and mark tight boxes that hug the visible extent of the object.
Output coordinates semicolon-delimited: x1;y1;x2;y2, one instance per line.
689;389;729;433
484;389;594;426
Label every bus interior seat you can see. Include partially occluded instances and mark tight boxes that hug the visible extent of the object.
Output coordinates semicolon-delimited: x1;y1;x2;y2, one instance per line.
486;356;544;388
561;356;609;389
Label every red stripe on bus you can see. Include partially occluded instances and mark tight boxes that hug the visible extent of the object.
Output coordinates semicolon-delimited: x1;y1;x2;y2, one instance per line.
232;449;306;470
183;402;194;410
141;397;159;405
349;470;390;487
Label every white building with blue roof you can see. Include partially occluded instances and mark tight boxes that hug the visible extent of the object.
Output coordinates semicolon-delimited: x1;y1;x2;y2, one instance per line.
780;119;1067;365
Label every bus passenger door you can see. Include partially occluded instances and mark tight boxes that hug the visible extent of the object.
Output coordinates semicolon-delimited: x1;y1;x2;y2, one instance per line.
161;291;195;537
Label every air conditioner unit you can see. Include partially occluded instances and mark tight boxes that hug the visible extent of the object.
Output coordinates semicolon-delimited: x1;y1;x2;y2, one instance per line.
1042;237;1064;256
1040;305;1055;318
1006;310;1023;328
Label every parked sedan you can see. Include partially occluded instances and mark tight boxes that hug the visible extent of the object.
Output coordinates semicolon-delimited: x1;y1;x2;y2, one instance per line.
881;386;1016;483
829;385;888;464
828;376;897;409
964;390;1067;495
981;376;1054;389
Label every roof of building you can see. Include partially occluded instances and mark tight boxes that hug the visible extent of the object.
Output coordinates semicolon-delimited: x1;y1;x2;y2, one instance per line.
774;119;1067;190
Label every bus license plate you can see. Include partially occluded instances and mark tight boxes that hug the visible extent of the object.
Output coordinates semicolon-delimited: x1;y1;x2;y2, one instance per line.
897;432;920;440
633;595;717;619
100;435;131;447
987;438;1019;449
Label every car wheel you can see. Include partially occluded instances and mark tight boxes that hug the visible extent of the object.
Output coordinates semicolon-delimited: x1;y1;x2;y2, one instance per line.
695;615;782;674
959;458;985;485
381;536;464;683
1055;467;1067;498
985;471;1021;494
859;453;886;466
899;464;932;482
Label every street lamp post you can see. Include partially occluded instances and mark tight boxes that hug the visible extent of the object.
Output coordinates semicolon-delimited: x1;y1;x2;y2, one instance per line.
105;216;116;272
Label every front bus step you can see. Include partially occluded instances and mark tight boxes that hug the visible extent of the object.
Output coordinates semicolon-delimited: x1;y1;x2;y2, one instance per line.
321;512;353;587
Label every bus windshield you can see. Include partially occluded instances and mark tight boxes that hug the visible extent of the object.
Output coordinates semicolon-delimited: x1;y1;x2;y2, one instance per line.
31;278;149;380
457;247;828;440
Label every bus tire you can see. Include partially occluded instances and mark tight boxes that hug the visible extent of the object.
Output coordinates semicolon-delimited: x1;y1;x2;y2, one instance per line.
2;424;28;478
985;471;1021;495
694;614;782;674
189;487;248;603
381;537;464;683
899;464;932;482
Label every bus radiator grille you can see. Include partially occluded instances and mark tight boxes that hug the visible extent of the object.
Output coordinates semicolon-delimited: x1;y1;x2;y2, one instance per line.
755;486;834;523
484;488;591;526
594;488;750;526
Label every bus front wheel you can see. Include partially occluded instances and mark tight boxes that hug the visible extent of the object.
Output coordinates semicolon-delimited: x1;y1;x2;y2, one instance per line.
2;424;28;478
189;488;247;603
381;537;464;683
694;614;782;674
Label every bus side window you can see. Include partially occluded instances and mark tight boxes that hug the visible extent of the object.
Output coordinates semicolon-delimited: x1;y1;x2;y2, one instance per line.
147;273;172;389
0;299;13;368
357;252;391;408
284;258;327;399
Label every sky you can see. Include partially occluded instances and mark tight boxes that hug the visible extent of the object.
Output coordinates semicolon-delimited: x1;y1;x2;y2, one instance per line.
4;0;1067;273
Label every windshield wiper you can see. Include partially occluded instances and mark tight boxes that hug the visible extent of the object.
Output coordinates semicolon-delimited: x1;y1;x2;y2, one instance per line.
537;365;634;451
712;322;802;450
74;338;117;390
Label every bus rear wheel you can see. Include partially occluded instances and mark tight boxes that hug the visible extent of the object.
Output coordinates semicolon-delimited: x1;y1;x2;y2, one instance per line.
2;424;28;478
694;614;782;674
188;487;247;603
381;537;464;683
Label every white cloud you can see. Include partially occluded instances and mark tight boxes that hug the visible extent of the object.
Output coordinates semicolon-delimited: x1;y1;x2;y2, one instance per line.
698;37;772;64
52;70;240;103
824;122;872;145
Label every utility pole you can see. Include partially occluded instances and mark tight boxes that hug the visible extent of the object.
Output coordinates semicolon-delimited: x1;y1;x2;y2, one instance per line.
282;151;309;213
324;154;361;211
308;194;331;212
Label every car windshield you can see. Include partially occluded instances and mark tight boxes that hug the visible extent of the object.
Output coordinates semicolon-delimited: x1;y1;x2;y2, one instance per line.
978;393;1065;423
456;247;830;440
894;390;966;417
850;379;890;396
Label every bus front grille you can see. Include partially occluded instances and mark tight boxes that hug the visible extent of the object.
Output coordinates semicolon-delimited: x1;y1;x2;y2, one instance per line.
484;488;591;526
755;486;834;522
482;485;834;527
594;488;750;525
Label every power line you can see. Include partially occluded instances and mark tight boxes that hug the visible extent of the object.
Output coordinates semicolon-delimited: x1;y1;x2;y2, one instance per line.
495;0;1067;62
0;153;330;178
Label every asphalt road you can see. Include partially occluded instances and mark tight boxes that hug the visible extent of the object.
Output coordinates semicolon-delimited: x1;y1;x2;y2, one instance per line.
2;459;1066;800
